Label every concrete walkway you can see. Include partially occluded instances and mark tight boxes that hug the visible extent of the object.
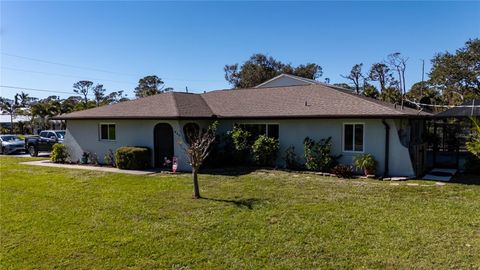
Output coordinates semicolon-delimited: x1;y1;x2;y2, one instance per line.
20;160;161;175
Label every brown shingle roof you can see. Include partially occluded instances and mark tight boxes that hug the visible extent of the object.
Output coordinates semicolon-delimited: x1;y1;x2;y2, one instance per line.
202;84;429;118
55;84;430;120
55;92;213;119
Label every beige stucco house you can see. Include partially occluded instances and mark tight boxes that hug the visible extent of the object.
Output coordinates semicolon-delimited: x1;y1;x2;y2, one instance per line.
56;75;430;177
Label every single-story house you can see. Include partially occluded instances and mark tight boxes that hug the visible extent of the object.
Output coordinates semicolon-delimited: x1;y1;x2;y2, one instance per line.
55;75;430;177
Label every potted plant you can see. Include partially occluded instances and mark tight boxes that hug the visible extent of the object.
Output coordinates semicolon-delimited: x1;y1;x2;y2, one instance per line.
353;154;377;176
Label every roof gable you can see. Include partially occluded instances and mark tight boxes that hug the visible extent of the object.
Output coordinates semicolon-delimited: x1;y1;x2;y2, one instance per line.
255;74;320;88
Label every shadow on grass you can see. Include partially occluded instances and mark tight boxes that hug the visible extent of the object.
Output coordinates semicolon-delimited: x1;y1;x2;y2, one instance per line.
451;173;480;185
200;197;265;210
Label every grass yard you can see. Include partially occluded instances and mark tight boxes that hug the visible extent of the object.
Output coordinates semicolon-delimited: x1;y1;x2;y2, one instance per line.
1;157;479;269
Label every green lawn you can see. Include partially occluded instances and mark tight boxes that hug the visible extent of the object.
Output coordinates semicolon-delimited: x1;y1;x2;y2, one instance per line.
1;157;479;269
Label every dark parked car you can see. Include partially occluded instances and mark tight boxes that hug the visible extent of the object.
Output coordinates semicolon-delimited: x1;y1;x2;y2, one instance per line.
0;135;26;154
25;130;65;157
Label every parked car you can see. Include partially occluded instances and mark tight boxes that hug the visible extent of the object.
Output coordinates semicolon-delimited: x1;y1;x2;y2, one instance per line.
25;130;66;157
0;135;26;154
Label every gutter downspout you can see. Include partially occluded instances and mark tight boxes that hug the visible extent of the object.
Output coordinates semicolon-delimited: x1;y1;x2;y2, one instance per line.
382;120;390;177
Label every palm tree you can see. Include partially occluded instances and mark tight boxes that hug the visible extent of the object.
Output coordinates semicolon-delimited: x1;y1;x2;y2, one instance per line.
15;92;32;107
31;98;60;130
0;97;16;134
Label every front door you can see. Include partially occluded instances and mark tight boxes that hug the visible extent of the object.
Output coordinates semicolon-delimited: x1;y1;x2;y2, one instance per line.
153;123;174;168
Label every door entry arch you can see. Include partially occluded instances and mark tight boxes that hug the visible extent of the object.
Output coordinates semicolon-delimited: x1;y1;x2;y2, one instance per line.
153;123;174;168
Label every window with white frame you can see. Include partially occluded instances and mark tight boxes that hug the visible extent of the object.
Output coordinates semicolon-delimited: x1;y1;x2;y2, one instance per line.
99;123;116;141
343;123;364;152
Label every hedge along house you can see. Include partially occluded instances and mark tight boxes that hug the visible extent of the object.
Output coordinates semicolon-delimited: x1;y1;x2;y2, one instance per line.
56;76;431;177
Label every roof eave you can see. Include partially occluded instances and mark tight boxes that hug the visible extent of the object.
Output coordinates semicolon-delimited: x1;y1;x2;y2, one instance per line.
53;115;217;120
55;113;431;121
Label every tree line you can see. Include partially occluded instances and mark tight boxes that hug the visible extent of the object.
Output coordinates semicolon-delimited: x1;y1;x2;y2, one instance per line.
0;75;172;133
224;38;480;107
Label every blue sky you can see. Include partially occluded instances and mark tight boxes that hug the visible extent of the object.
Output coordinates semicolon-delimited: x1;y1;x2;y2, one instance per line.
1;1;479;100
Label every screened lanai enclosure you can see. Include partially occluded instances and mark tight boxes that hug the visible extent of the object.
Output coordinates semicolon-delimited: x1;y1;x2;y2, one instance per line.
426;99;479;171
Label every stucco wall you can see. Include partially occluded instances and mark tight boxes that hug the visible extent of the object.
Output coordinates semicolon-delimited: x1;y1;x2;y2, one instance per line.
65;118;414;176
216;118;414;177
64;119;192;171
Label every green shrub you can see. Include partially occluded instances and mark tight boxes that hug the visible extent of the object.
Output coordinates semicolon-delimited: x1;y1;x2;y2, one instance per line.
231;126;251;151
252;135;279;167
304;137;340;172
353;154;378;176
229;126;253;165
115;146;151;170
51;143;68;163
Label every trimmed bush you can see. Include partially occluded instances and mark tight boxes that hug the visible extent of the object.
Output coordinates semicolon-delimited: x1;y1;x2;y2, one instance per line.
51;143;68;163
252;135;279;167
115;146;151;170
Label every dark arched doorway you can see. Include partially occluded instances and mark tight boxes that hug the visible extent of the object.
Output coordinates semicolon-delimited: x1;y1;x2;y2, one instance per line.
153;123;174;168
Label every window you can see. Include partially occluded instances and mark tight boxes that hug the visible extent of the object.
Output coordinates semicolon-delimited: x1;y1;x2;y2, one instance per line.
237;123;279;141
343;123;364;152
99;123;116;141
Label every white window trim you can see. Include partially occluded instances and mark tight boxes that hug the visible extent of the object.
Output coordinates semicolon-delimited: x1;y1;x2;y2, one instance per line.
342;122;365;153
234;122;280;138
99;123;116;141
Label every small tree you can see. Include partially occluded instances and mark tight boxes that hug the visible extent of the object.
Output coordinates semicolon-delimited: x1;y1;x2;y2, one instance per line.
93;84;106;107
180;121;218;199
341;63;364;94
73;80;94;109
